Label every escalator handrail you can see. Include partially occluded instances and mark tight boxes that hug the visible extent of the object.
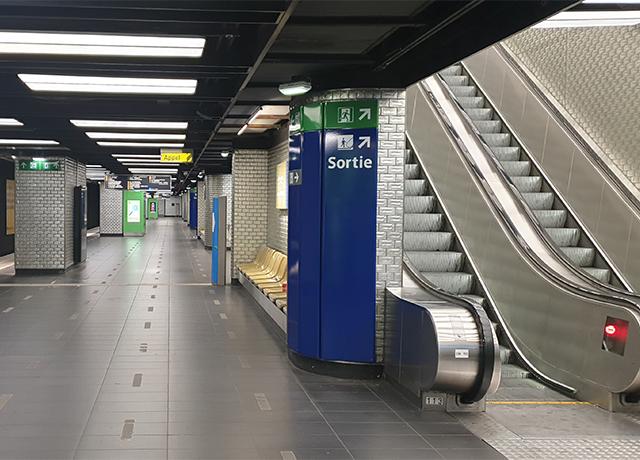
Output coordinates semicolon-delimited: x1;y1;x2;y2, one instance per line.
457;60;634;293
495;42;640;217
402;255;500;402
405;131;577;395
421;75;640;318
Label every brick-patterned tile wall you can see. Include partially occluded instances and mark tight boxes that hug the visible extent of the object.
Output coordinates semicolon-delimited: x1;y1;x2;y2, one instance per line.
267;139;289;253
63;159;86;268
301;89;406;361
231;150;268;278
100;183;123;235
197;180;206;242
15;157;87;270
204;174;233;249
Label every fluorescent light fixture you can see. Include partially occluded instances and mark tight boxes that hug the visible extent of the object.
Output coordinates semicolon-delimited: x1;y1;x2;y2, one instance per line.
121;162;179;166
237;125;248;136
535;10;640;28
0;118;22;126
0;139;59;145
18;74;198;95
98;142;184;148
583;0;640;3
32;157;46;161
117;158;165;163
0;32;205;58
112;154;161;159
278;80;312;96
221;151;230;158
86;164;103;167
128;168;178;174
86;132;185;140
71;120;188;130
190;179;196;183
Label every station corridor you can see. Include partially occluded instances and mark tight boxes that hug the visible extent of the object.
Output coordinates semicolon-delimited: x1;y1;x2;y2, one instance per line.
0;220;502;460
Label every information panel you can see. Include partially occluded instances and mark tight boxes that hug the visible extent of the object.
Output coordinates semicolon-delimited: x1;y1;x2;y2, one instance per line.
107;175;171;192
320;127;378;363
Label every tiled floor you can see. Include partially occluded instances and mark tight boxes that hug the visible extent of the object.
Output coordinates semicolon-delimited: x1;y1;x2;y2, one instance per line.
0;218;503;460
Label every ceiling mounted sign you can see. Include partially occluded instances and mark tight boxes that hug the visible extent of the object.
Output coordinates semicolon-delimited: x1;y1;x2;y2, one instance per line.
106;174;171;192
160;149;193;163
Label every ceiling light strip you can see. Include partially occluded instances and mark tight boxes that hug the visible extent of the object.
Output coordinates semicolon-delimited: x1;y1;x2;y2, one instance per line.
98;142;184;148
19;74;197;95
71;120;188;130
86;132;186;140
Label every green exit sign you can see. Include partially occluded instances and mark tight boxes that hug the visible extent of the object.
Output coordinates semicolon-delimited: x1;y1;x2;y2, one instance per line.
18;159;61;171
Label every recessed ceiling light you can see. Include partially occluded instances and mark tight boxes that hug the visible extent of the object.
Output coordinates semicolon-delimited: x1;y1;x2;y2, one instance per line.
98;142;184;148
18;74;198;95
221;151;230;158
0;139;59;145
86;132;186;140
71;120;188;130
0;118;23;126
0;32;205;58
278;79;312;96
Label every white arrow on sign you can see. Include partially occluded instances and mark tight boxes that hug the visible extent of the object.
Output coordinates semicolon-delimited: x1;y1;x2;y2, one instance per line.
358;136;371;149
358;108;372;121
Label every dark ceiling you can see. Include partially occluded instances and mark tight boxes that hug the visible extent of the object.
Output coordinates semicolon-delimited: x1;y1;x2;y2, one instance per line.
0;0;582;193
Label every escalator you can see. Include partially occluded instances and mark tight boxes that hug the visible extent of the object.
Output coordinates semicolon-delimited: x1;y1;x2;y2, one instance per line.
439;64;631;290
402;68;640;411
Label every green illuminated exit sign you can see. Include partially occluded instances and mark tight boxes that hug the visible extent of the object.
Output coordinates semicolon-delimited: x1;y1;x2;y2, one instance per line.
18;160;61;171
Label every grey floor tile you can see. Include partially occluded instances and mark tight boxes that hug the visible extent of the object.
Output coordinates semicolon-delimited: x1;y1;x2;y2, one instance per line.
438;448;506;459
340;434;431;450
349;448;442;459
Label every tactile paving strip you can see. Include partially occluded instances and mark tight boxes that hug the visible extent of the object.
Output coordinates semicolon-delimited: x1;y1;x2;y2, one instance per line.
488;438;640;459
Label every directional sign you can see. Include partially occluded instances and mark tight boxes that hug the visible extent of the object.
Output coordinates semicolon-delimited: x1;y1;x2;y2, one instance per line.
323;100;378;130
160;149;192;163
18;159;60;171
289;169;302;186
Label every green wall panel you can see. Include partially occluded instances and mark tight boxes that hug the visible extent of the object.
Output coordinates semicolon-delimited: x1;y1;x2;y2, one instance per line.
123;190;145;235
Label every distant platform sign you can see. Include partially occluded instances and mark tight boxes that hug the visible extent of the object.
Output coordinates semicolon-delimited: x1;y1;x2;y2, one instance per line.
160;149;192;163
106;175;171;192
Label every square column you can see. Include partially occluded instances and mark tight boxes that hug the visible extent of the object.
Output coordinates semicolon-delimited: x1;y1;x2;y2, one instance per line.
14;157;86;272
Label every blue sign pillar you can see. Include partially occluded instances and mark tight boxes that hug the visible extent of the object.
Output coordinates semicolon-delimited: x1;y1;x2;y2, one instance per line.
211;196;227;286
189;189;197;230
287;100;382;378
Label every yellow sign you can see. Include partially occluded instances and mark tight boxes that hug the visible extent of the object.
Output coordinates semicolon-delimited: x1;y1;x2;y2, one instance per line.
160;150;192;163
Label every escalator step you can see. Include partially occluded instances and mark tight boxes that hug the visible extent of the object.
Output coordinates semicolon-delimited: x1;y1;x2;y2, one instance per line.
442;75;469;86
420;271;474;295
472;120;502;133
449;85;477;98
522;192;555;210
562;247;596;267
464;108;493;120
500;160;531;177
405;179;427;196
457;96;485;108
533;209;567;227
511;176;543;193
406;251;464;272
481;133;511;147
404;196;435;213
404;149;413;163
404;213;443;232
583;267;612;284
439;65;462;76
545;228;581;247
491;146;521;161
404;232;453;251
405;163;421;179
